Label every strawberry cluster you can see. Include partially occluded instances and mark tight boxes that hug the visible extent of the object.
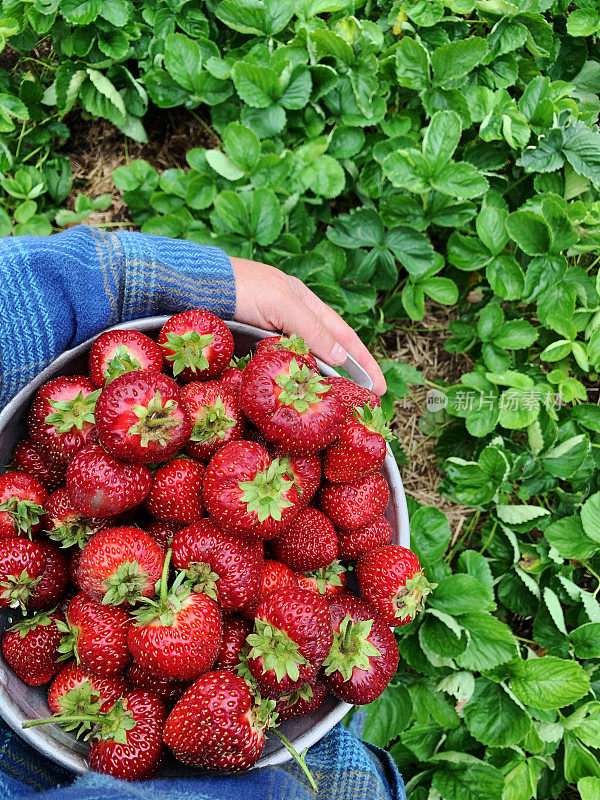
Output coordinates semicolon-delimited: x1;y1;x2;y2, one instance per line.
2;310;434;783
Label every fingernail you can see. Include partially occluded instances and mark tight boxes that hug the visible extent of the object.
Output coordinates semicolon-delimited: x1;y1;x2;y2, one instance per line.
330;343;347;364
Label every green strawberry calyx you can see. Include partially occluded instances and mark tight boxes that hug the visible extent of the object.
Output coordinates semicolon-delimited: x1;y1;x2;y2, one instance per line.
8;607;58;638
302;561;346;595
239;457;296;523
184;560;220;601
278;682;314;712
128;391;181;448
23;698;137;745
47;517;100;549
56;618;80;664
322;614;381;682
0;496;46;538
190;398;236;444
276;334;311;356
103;345;142;385
229;354;251;371
162;330;215;377
131;549;190;627
45;389;101;433
102;559;152;607
274;359;329;414
393;572;436;620
246;618;309;684
0;569;41;612
352;404;394;441
54;683;105;737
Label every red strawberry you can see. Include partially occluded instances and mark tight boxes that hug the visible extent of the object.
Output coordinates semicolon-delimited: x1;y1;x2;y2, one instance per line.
125;662;189;702
2;609;64;685
58;591;132;676
203;441;301;541
95;371;192;464
279;452;321;508
0;538;45;610
338;516;392;560
326;376;380;418
13;440;66;490
247;586;333;693
265;679;328;722
0;471;47;539
44;487;110;549
240;352;344;454
241;559;299;621
272;508;338;573
28;540;69;610
89;329;164;388
324;405;392;482
319;473;389;530
163;671;273;770
146;457;205;524
214;615;252;671
219;356;251;400
181;381;244;461
322;593;399;704
48;662;129;718
159;310;234;383
28;376;100;464
171;519;263;611
77;527;165;606
69;548;82;589
253;335;318;371
356;545;435;626
297;561;346;597
66;444;152;518
145;519;184;551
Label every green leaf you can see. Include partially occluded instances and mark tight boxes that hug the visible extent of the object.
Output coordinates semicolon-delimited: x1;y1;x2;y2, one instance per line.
476;205;508;256
215;0;294;35
579;778;600;800
250;188;282;246
545;516;599;560
429;574;492;616
581;492;600;544
496;505;549;524
423;111;461;169
395;37;430;90
205;150;245;181
562;121;600;186
222;122;260;174
506;210;551;255
567;8;600;37
164;33;202;93
455;612;517;671
420;610;467;657
362;684;412;747
570;624;600;659
431;37;487;86
432;757;504;800
463;679;531;747
385;227;435;276
61;0;100;24
494;320;538;349
510;657;590;710
431;162;489;198
232;62;280;108
301;155;345;198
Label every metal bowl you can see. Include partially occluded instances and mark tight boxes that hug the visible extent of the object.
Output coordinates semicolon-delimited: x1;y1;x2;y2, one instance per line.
0;317;410;775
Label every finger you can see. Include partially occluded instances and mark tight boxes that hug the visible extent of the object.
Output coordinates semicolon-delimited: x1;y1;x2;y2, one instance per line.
272;294;340;366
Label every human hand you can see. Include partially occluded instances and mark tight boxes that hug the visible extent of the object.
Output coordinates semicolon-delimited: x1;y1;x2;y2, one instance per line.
230;257;386;395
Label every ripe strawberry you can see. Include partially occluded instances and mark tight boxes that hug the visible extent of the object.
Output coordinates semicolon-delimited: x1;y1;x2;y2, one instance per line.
241;559;299;621
28;376;100;464
356;545;435;626
253;334;318;371
181;381;244;461
77;527;165;606
265;679;328;722
322;593;399;704
171;519;263;611
66;444;152;518
337;516;392;560
240;352;344;454
0;471;47;539
2;609;64;685
219;355;250;400
214;615;252;671
69;548;82;589
146;457;205;524
128;561;222;682
95;371;192;464
247;586;333;693
324;404;393;483
279;452;321;508
145;519;183;551
28;540;69;610
163;671;274;770
89;329;164;388
203;441;301;541
13;439;66;490
0;538;45;610
58;591;132;676
48;662;129;719
319;473;389;530
326;376;381;418
297;561;347;597
159;310;234;382
272;508;338;573
125;662;189;702
44;487;110;549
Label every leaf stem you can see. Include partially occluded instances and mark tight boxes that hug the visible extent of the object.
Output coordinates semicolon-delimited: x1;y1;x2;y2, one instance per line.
272;729;318;792
478;521;498;555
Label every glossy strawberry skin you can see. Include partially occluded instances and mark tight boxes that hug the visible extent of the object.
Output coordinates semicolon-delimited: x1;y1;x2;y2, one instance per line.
219;358;248;400
125;662;189;702
77;527;165;605
89;329;164;388
272;508;338;573
240;351;344;454
279;452;321;508
28;376;99;464
323;415;388;483
28;540;69;610
323;593;399;704
66;444;152;518
326;376;380;418
163;671;267;771
145;519;184;551
253;335;318;371
95;371;192;465
13;440;66;490
0;471;47;539
2;610;64;685
43;487;110;549
203;441;301;541
0;538;46;609
241;559;299;621
338;516;393;560
181;381;244;461
171;519;263;612
63;591;132;676
128;592;222;682
89;690;166;781
265;679;328;722
214;615;252;671
159;310;234;383
48;661;129;714
146;458;205;524
319;473;389;530
297;563;347;598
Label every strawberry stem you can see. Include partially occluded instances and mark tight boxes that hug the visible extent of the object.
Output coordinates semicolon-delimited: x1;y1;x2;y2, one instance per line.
160;548;172;605
23;714;105;728
272;729;318;792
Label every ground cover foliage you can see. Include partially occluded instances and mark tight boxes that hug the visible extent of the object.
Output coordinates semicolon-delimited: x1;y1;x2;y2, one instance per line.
2;0;600;797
